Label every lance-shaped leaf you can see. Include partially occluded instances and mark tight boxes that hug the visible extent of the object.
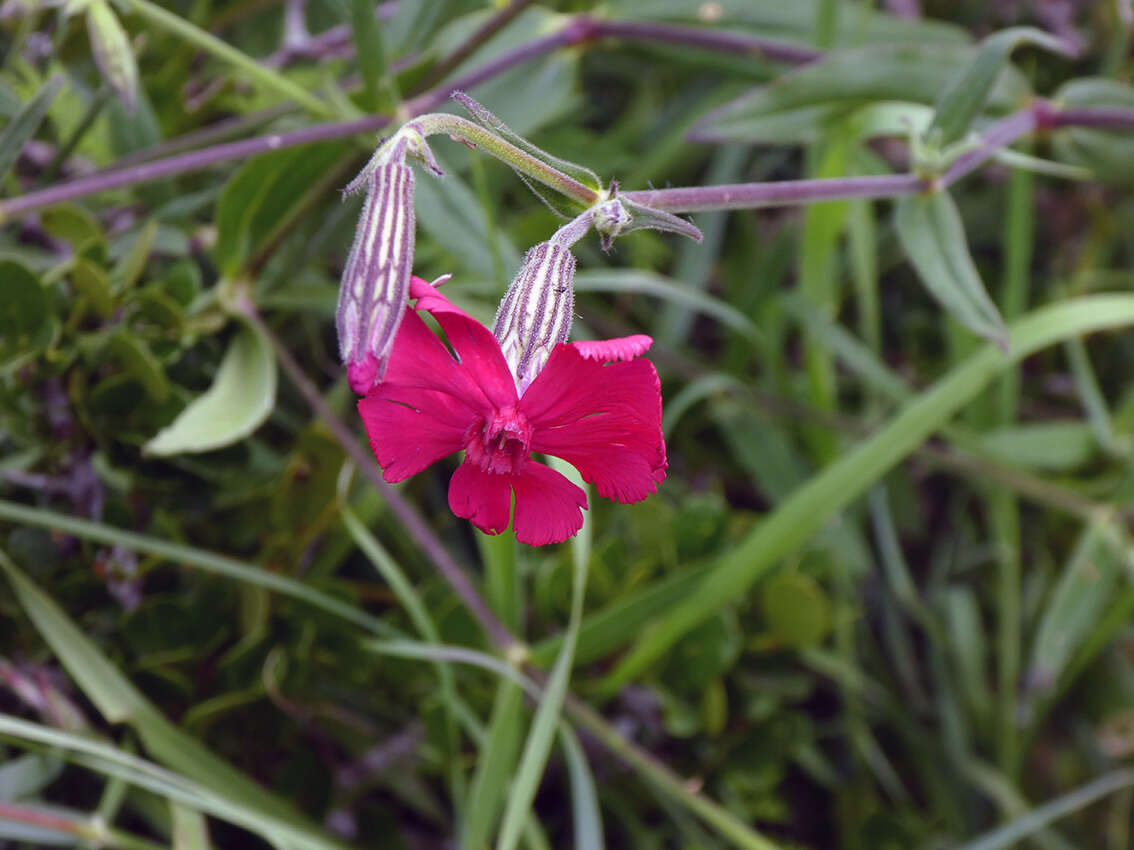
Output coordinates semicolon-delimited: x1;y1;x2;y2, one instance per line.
144;320;276;455
926;26;1078;149
0;74;63;184
894;190;1008;349
87;0;139;115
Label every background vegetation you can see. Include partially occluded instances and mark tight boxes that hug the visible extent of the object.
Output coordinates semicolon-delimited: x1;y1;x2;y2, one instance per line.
2;1;1134;848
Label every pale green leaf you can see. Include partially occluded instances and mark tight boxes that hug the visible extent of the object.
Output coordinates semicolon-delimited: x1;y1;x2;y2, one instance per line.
145;321;276;455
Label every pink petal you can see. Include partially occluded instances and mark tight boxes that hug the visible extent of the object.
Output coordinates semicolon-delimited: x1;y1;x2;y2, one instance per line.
358;388;470;483
572;335;653;362
409;277;517;411
379;308;498;417
448;461;512;536
523;345;666;505
511;461;588;546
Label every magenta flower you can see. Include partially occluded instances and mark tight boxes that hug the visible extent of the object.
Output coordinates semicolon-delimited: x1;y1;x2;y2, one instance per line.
358;277;667;546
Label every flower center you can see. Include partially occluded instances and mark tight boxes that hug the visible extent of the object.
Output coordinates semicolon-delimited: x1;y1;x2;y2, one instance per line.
464;406;532;475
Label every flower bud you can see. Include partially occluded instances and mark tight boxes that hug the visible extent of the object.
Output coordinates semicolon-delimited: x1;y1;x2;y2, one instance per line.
493;241;576;393
336;158;416;394
592;197;631;252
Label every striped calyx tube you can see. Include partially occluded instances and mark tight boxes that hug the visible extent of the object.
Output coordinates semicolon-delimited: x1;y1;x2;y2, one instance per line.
493;211;594;393
336;128;440;394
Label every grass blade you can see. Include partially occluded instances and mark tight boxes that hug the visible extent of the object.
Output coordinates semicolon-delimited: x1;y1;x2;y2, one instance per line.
496;466;591;850
0;75;63;185
953;769;1134;850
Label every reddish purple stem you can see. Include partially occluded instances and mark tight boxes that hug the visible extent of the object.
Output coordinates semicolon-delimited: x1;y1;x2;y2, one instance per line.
593;18;822;64
622;174;924;213
5;19;1134;220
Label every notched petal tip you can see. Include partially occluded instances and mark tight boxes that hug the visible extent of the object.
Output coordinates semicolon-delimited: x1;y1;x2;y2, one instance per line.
572;335;653;362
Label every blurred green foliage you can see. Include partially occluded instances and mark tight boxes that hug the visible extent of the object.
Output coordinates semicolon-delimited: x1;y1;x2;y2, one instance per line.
2;1;1134;849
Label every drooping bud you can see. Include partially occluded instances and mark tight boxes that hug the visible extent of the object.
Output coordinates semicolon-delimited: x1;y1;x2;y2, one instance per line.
336;127;443;394
494;241;577;394
337;148;417;394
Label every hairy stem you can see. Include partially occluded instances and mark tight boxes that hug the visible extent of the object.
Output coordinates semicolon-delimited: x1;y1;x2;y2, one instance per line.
622;174;924;212
411;113;600;205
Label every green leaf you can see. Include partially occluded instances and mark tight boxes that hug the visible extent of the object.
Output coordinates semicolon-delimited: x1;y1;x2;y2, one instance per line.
214;143;344;275
108;330;170;403
598;293;1134;690
113;220;158;291
0;74;63;185
762;573;831;648
495;461;591;850
71;259;116;318
952;769;1134;850
87;0;139;114
894;190;1008;348
40;204;104;252
529;564;711;668
0;551;154;723
1026;525;1123;697
606;0;967;46
171;803;212;850
558;728;604;850
978;421;1096;471
144;321;276;455
927;27;1074;150
0;753;64;801
692;43;1028;144
414;151;521;279
460;681;526;850
351;0;397;112
0;259;51;367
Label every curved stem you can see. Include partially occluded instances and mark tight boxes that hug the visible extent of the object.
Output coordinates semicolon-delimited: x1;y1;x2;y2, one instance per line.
410;113;600;205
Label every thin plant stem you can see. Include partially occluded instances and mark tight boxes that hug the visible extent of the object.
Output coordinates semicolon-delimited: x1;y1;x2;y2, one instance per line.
1050;106;1134;129
245;308;519;652
411;113;599;205
591;18;821;64
620;174;925;212
942;108;1038;186
117;0;335;118
563;695;782;850
0;114;392;220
